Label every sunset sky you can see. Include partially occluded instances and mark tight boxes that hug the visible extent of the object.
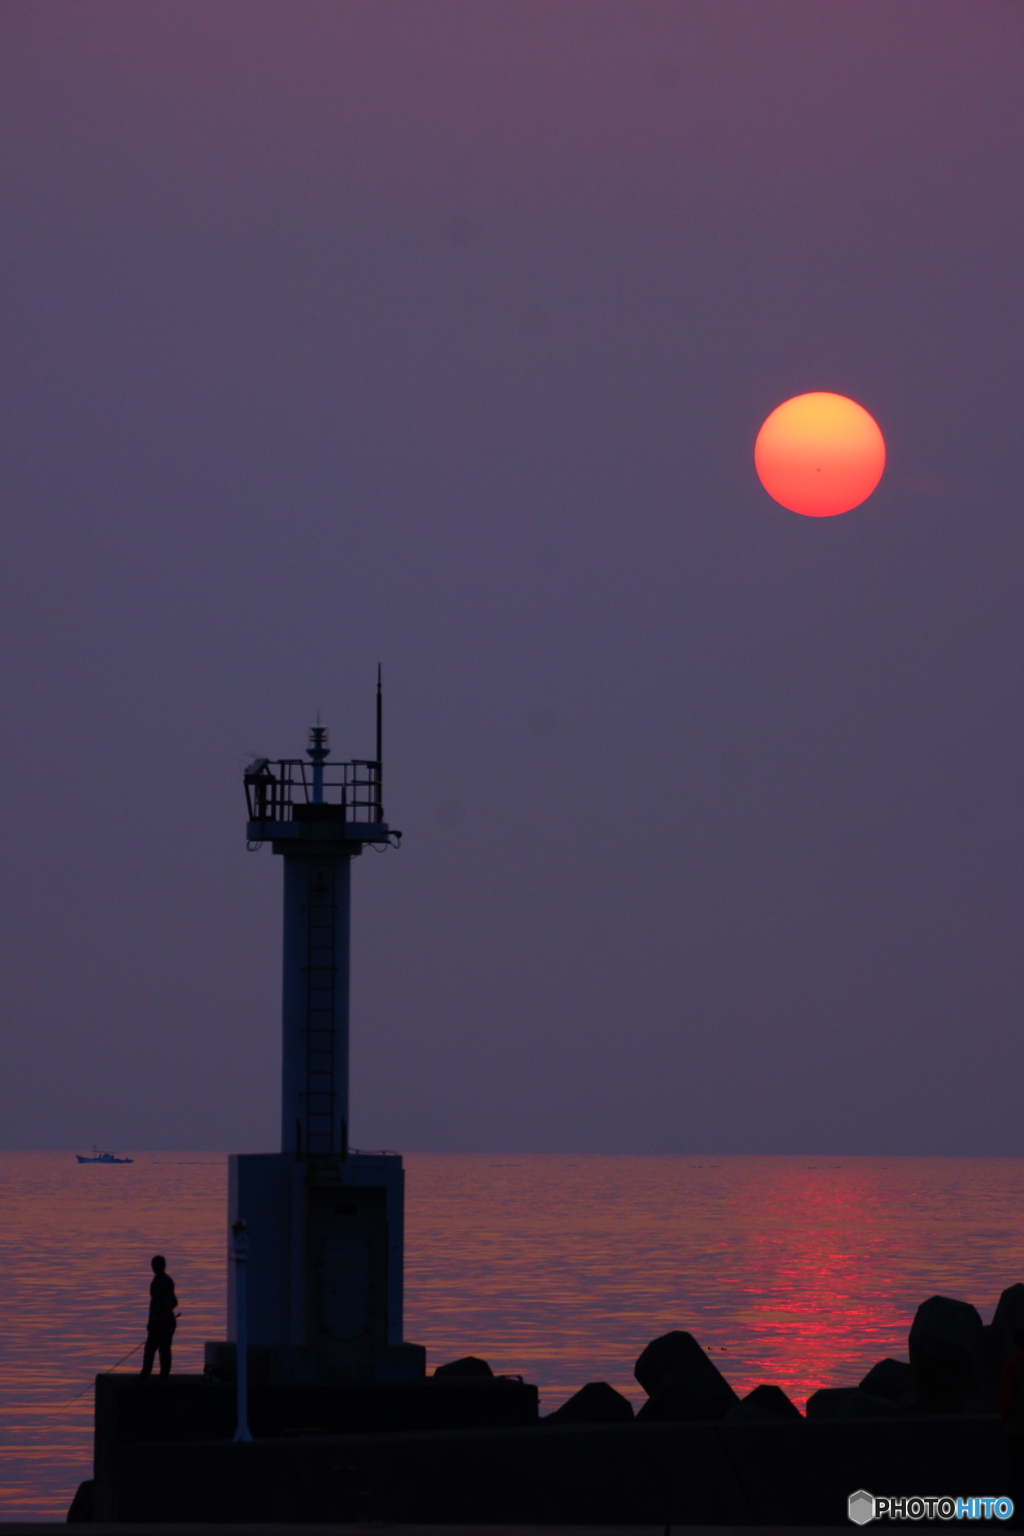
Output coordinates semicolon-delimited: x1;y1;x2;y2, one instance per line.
1;1;1022;1154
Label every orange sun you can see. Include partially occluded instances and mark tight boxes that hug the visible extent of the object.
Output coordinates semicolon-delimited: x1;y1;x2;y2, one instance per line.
754;392;886;517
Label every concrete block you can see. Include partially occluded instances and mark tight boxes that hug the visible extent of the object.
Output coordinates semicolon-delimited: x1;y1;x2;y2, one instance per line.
859;1357;912;1401
806;1387;899;1421
910;1295;984;1412
544;1382;635;1424
433;1355;493;1378
634;1331;738;1420
726;1383;802;1422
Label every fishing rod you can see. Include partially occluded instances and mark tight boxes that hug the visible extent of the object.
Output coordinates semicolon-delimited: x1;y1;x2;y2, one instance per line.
61;1339;145;1407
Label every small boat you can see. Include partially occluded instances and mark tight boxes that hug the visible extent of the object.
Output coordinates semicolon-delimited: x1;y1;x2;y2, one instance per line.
76;1147;133;1164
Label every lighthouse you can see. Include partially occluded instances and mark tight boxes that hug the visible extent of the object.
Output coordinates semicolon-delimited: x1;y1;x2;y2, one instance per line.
211;677;424;1385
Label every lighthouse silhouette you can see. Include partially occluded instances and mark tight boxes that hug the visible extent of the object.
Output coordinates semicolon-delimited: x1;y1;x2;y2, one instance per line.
208;674;424;1385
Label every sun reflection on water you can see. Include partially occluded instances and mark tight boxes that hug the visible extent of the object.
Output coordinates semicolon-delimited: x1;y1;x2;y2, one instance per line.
2;1151;1022;1518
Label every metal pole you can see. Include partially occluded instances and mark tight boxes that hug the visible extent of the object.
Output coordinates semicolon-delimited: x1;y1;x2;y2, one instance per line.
231;1219;252;1443
308;723;328;804
375;665;383;821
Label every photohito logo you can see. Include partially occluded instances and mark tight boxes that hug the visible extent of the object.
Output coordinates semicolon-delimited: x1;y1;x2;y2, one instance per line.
848;1492;1014;1524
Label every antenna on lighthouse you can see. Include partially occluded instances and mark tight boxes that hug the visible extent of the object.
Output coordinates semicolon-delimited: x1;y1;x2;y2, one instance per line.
375;664;383;822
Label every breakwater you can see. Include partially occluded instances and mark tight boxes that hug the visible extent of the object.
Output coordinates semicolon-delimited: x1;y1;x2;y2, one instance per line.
73;1284;1024;1524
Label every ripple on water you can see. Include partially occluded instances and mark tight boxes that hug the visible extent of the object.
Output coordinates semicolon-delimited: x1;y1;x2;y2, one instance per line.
2;1151;1023;1518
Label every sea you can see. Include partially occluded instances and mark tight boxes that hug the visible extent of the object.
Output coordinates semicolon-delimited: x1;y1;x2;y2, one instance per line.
2;1150;1022;1520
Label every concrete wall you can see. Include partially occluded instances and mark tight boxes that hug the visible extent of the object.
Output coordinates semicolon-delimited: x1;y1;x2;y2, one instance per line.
226;1151;406;1376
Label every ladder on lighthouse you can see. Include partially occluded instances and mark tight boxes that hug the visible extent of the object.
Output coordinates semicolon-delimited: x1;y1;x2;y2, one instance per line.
303;861;337;1155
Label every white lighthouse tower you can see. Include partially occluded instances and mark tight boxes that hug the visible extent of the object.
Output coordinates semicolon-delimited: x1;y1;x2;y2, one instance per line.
214;677;423;1385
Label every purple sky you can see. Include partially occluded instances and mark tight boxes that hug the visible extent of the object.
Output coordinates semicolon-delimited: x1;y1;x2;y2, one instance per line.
1;1;1022;1153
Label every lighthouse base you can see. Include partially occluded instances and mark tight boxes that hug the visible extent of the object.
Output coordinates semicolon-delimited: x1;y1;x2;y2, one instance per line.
220;1151;420;1385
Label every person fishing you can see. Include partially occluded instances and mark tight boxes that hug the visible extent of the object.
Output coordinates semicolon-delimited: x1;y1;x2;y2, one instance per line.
140;1255;178;1377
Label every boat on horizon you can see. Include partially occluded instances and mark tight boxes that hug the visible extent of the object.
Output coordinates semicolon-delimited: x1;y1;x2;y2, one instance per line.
75;1147;133;1164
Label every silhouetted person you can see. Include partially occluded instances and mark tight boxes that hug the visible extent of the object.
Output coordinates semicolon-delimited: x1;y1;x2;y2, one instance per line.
1000;1326;1024;1528
140;1255;178;1378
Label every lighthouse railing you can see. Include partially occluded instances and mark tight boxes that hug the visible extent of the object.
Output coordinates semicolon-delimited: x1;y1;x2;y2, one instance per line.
244;758;383;824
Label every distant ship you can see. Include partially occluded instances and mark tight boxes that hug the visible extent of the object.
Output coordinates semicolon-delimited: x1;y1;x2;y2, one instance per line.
76;1147;133;1164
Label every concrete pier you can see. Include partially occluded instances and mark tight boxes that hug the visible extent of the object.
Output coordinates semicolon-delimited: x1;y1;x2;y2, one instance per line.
88;1376;1010;1525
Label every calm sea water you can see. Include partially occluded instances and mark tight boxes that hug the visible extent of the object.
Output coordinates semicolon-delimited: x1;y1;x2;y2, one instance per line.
2;1151;1023;1519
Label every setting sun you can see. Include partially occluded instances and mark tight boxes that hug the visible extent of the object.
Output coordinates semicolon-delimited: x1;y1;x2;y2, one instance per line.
754;392;886;517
